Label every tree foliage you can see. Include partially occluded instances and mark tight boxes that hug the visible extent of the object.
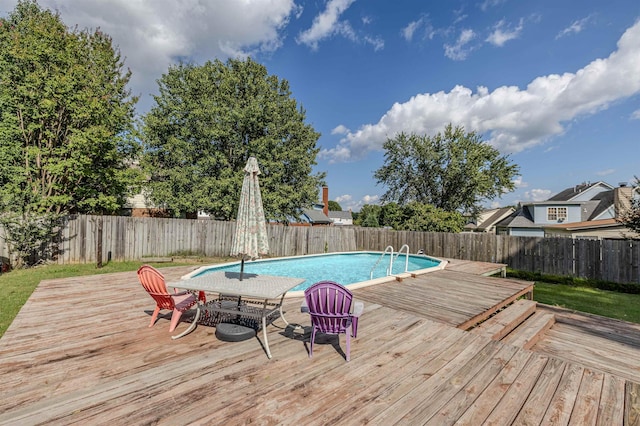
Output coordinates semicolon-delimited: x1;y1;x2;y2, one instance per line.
0;1;139;267
328;200;342;211
374;124;519;217
355;204;381;227
621;200;640;234
0;0;139;216
141;58;325;221
0;211;61;268
397;202;465;232
619;178;640;234
355;202;465;232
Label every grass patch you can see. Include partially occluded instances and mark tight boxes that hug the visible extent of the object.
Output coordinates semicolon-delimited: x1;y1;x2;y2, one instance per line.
533;282;640;323
508;269;640;294
0;257;231;338
509;268;640;323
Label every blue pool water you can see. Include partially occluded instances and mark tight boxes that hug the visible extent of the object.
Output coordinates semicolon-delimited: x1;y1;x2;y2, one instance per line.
192;251;443;292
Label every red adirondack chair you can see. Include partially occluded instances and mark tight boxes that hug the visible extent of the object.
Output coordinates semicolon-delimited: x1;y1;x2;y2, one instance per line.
137;265;205;339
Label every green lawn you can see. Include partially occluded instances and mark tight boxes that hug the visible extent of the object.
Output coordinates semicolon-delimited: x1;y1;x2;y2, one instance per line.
533;282;640;323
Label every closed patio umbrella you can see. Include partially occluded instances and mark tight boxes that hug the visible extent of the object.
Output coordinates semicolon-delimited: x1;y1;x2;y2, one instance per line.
230;157;269;280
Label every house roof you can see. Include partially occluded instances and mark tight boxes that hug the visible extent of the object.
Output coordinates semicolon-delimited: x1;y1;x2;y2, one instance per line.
586;190;614;220
466;207;515;231
328;210;352;220
301;208;332;224
478;207;514;230
495;205;538;228
547;181;614;202
543;218;620;230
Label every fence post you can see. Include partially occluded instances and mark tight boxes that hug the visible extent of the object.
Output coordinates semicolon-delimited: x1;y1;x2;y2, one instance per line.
96;216;103;268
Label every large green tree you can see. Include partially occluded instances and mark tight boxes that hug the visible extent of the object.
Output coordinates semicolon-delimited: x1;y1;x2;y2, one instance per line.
142;58;324;221
374;124;519;217
0;1;139;216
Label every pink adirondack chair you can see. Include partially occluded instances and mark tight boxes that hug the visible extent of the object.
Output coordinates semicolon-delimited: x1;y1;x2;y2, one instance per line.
137;265;205;338
304;281;362;361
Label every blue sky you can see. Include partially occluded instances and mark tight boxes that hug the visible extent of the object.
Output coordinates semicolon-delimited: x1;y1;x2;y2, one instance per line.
2;0;639;211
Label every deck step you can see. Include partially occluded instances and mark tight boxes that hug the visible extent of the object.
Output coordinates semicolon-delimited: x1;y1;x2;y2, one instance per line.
502;311;556;349
471;299;537;340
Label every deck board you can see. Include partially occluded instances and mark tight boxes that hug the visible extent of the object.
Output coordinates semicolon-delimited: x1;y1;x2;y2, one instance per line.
0;265;638;425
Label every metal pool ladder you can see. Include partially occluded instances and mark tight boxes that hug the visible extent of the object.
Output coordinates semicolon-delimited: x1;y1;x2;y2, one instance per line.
369;244;412;280
370;245;395;279
394;244;410;274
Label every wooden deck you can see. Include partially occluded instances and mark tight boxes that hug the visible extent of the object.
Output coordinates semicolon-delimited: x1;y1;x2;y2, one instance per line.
1;265;639;424
354;269;532;330
534;305;640;384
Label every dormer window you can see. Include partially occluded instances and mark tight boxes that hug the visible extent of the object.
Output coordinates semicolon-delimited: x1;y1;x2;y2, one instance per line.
548;207;567;221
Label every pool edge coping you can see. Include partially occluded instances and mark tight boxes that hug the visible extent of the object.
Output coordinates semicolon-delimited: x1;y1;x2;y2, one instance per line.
180;251;448;298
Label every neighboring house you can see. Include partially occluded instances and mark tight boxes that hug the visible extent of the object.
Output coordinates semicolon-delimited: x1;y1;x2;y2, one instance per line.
122;191;171;218
294;186;350;226
464;207;515;233
495;181;638;239
123;192;213;219
328;210;353;226
299;208;332;226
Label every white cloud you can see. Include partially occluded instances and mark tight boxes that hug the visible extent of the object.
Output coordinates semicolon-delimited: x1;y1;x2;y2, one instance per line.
631;109;640;120
322;20;640;162
295;0;383;51
453;7;468;25
296;0;356;50
401;16;435;42
513;176;528;188
486;18;524;47
333;193;378;211
335;194;352;203
556;16;592;39
331;124;350;135
362;194;380;204
480;0;507;12
444;28;476;60
364;35;385;51
22;0;299;111
596;169;616;176
402;18;423;42
524;189;552;201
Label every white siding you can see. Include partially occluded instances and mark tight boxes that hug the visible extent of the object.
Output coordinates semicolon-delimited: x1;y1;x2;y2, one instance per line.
510;228;545;237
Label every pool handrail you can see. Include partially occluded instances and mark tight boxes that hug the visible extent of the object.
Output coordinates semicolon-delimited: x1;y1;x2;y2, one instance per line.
370;245;394;280
393;244;410;273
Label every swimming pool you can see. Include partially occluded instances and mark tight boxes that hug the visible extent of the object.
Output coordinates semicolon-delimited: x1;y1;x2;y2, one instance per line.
184;251;447;296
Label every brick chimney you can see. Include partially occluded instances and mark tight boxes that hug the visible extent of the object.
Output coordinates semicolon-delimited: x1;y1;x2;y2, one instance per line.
614;183;633;218
322;186;329;216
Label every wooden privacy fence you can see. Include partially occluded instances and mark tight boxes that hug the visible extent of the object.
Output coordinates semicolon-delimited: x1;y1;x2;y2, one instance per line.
354;229;640;285
50;215;357;263
0;215;638;284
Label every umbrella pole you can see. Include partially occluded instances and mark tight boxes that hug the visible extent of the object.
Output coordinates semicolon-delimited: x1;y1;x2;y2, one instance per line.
239;257;245;281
